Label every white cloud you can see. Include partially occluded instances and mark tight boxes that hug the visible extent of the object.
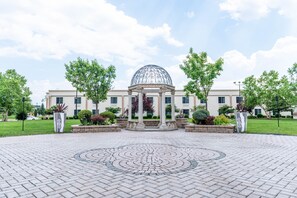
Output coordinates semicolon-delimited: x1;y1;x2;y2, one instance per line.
186;11;195;18
168;36;297;90
219;0;297;20
218;36;297;82
28;80;73;104
0;0;182;65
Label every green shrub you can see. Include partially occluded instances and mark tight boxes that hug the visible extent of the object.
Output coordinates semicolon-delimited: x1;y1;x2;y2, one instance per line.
147;114;153;119
256;114;265;118
15;112;28;120
100;111;115;124
105;107;121;114
166;115;172;119
192;109;209;124
214;115;230;125
248;115;256;119
78;110;92;125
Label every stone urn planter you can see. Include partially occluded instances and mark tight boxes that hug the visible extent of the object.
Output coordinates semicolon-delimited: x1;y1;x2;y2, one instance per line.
54;112;66;132
176;118;188;128
235;112;248;133
53;104;68;133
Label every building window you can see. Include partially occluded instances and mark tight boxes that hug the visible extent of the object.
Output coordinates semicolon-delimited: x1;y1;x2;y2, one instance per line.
74;97;81;104
255;109;262;115
218;97;225;104
165;97;171;104
236;96;243;103
147;97;154;103
200;99;206;104
56;97;63;104
92;109;97;115
182;96;189;104
182;109;189;115
74;109;81;116
110;97;117;104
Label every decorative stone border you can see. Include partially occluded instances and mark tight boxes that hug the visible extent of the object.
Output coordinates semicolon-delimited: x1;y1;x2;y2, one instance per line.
185;124;235;133
74;143;226;176
72;125;121;133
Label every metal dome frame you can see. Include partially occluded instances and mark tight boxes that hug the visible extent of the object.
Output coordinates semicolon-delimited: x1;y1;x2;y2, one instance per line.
130;65;173;86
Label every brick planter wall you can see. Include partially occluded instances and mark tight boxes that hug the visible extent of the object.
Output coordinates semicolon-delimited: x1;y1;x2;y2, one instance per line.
72;125;121;133
185;124;235;133
116;118;128;128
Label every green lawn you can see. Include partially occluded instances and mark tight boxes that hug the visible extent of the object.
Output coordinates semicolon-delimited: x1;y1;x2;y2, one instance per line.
0;118;296;137
247;119;297;135
0;119;80;137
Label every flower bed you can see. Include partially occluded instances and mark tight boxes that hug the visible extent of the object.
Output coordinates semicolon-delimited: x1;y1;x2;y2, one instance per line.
185;124;235;133
72;125;121;133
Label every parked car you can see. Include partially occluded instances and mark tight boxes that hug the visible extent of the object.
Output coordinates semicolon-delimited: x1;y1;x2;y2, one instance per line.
27;116;39;120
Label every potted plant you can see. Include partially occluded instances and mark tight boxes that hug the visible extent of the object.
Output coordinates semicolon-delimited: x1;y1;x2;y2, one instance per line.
176;110;188;128
53;103;68;132
235;102;248;133
116;109;128;128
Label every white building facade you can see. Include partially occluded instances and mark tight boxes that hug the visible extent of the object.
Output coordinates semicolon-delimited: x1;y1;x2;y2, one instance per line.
46;89;264;117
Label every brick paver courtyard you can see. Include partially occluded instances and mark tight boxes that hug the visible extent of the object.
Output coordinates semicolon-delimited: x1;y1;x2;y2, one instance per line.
1;130;297;198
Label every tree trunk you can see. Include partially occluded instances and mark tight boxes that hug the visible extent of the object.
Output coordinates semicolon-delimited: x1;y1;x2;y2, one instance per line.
205;100;208;111
2;111;8;122
95;103;99;115
261;105;271;119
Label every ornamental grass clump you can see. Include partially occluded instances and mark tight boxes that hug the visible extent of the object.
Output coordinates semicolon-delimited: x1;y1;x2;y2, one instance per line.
192;109;210;124
214;114;230;125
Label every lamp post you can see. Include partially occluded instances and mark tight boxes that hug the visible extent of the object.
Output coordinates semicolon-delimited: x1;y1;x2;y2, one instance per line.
75;89;78;119
234;81;242;103
233;81;241;96
275;95;280;127
22;97;25;131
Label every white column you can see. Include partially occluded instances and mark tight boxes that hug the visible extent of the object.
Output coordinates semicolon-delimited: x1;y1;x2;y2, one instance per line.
138;92;143;123
171;91;175;121
159;92;162;126
136;91;145;129
128;91;132;122
160;91;167;129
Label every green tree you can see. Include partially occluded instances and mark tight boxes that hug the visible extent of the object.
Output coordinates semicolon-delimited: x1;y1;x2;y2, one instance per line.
288;63;297;106
65;58;116;115
39;103;46;115
0;69;32;121
180;48;224;110
242;70;294;118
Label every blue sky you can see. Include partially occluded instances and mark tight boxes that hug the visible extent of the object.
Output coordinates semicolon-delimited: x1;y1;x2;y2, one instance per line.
0;0;297;104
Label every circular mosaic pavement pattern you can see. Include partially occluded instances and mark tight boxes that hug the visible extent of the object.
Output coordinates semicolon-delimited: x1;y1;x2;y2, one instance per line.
74;143;226;175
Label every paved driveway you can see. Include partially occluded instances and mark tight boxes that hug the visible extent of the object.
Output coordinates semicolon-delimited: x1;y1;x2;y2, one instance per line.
1;130;297;198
